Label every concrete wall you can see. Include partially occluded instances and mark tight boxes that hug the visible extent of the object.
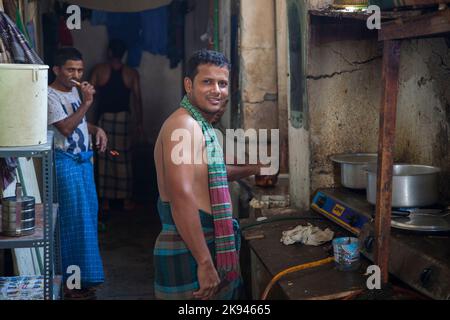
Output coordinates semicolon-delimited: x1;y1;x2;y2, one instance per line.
308;37;382;192
307;35;450;200
286;0;450;207
239;0;278;131
71;20;183;144
395;39;450;198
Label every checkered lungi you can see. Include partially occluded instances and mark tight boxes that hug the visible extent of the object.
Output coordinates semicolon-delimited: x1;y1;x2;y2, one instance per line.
153;198;242;300
97;111;133;200
55;150;104;287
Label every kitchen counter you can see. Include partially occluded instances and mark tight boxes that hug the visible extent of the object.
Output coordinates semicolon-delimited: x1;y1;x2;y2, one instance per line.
232;174;290;220
241;210;370;300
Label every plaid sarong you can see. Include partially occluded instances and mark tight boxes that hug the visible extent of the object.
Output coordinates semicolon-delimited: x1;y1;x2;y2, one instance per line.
55;150;104;287
97;111;133;200
153;198;241;299
154;198;215;300
180;96;242;299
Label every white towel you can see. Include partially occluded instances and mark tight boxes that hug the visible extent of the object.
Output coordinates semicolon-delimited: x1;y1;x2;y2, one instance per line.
280;223;334;246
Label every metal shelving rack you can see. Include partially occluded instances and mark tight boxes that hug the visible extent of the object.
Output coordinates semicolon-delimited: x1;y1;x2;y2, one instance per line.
0;131;61;300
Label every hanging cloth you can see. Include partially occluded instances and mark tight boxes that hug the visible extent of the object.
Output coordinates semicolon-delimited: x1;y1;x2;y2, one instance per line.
0;11;42;64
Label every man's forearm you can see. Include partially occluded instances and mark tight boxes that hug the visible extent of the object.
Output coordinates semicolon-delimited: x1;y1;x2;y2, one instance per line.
54;103;90;137
226;164;260;182
87;122;98;135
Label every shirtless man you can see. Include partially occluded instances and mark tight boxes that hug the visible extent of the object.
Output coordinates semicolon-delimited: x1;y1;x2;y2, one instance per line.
153;50;261;300
90;39;143;212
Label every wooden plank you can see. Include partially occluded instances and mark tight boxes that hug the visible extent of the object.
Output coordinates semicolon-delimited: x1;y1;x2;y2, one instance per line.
374;40;401;285
309;8;423;21
310;16;378;45
379;8;450;41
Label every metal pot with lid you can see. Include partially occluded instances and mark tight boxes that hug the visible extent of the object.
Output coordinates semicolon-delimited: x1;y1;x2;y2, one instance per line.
365;164;441;208
330;153;377;189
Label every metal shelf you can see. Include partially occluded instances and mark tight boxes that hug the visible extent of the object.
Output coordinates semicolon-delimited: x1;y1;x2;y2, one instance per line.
0;132;54;158
0;131;60;300
0;204;58;249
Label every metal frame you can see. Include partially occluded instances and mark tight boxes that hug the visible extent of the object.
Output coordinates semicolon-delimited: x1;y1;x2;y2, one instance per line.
0;131;61;300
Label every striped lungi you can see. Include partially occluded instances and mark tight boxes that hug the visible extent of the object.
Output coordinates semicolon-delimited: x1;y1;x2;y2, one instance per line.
55;150;104;287
97;111;133;200
153;198;242;300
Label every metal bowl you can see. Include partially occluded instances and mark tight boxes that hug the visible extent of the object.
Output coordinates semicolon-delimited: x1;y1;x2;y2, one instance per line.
365;164;441;208
330;153;377;189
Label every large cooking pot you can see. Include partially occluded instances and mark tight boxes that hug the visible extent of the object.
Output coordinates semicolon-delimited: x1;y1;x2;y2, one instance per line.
365;164;440;208
330;153;377;189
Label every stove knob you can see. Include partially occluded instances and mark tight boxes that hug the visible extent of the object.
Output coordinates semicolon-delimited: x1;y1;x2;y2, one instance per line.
348;215;359;227
364;236;374;253
420;268;433;287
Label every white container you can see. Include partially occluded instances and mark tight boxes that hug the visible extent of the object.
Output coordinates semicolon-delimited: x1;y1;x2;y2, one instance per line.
0;64;49;146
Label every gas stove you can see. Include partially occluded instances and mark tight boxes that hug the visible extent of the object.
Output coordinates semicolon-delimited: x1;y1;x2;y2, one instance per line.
311;188;450;300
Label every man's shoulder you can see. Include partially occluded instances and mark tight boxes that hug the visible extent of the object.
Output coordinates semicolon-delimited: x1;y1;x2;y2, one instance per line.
161;109;202;136
48;86;64;100
48;86;79;102
162;108;189;127
123;65;139;78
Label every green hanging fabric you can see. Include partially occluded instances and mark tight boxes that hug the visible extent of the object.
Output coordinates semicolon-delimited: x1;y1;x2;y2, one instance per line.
15;6;31;45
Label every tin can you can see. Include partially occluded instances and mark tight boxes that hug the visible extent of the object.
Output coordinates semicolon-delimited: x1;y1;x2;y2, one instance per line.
332;237;360;271
1;196;36;236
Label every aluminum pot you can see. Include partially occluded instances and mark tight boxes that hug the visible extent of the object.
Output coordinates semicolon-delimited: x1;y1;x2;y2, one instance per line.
365;164;440;208
330;153;377;189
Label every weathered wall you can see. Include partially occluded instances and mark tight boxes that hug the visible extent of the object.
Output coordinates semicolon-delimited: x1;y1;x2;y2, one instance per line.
287;0;450;207
395;39;450;198
308;37;382;191
240;0;278;131
307;36;450;200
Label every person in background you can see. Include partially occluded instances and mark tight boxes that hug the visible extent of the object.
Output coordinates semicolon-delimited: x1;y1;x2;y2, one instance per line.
48;47;106;300
90;39;144;212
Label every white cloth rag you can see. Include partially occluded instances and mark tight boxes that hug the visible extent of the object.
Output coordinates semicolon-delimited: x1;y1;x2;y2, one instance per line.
280;223;334;246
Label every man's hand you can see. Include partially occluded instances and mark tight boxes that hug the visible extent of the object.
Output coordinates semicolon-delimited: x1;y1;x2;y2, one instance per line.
88;124;108;153
80;81;96;106
193;261;221;300
95;127;108;153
